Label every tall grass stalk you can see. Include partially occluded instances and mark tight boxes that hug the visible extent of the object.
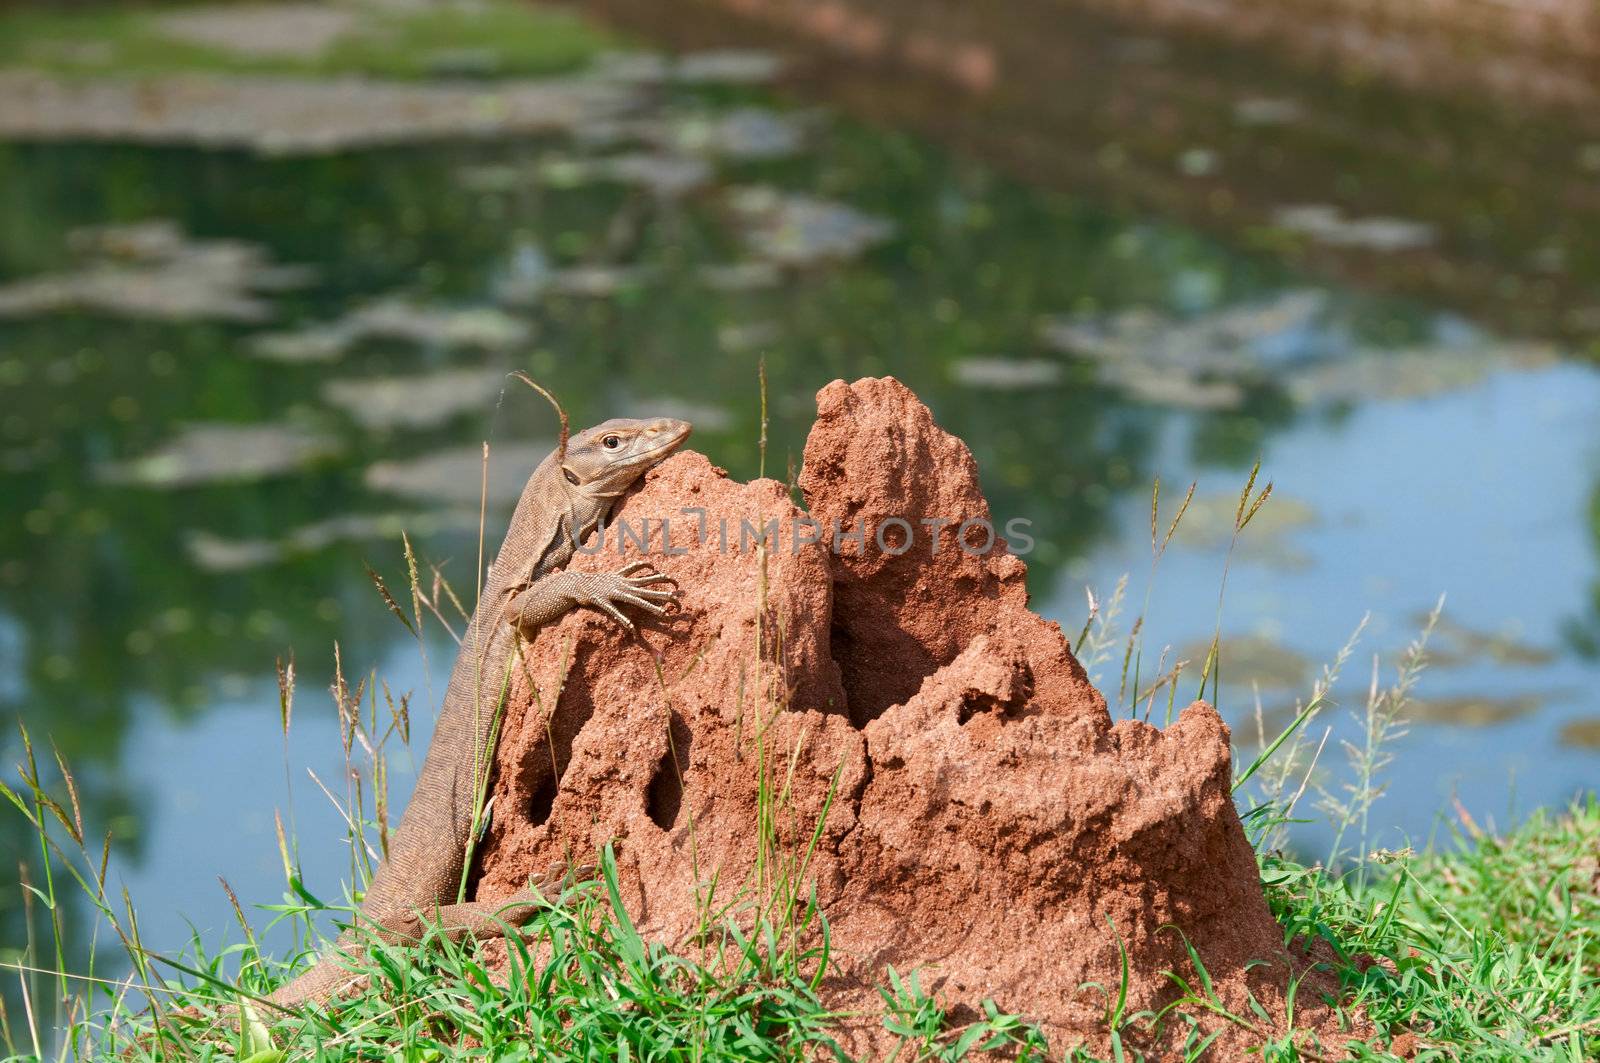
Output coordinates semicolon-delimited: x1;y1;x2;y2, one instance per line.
1319;596;1443;880
1236;614;1368;855
1121;475;1193;721
1195;460;1273;710
1074;573;1127;690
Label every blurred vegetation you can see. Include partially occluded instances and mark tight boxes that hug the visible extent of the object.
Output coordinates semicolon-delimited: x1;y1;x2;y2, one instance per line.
1563;484;1600;660
0;0;612;80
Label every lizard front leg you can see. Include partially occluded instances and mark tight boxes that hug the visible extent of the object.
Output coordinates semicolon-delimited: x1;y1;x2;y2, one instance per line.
502;561;678;633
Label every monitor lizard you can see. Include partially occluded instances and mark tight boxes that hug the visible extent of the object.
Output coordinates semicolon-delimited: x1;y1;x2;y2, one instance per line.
268;414;692;1006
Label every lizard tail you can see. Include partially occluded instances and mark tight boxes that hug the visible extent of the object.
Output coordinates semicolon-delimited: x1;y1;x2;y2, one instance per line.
266;933;364;1007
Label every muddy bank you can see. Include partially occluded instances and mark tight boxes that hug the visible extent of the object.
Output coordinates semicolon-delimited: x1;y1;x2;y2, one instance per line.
474;377;1354;1055
0;70;633;153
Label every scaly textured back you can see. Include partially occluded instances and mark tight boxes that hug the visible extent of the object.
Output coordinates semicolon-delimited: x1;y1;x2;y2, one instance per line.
267;414;690;1006
269;450;568;1004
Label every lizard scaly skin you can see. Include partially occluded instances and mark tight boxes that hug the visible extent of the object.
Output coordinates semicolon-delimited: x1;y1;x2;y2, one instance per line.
269;416;691;1006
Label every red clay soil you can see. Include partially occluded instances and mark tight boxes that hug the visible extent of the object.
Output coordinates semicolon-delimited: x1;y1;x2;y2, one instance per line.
475;377;1356;1057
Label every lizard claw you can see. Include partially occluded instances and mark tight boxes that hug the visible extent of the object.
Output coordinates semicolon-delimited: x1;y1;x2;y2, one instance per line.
613;592;672;617
620;564;677;588
535;564;682;632
591;595;635;630
599;562;682;623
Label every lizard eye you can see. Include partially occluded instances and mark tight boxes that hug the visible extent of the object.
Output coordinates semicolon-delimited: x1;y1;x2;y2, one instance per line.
602;434;622;449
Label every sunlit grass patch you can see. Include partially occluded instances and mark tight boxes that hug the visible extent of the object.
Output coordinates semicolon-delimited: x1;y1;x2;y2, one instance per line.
11;793;1589;1060
0;6;226;75
318;3;613;81
0;1;615;81
1263;799;1600;1059
121;846;845;1062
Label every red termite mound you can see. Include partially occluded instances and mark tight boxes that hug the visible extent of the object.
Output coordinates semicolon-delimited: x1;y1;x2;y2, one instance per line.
475;377;1349;1056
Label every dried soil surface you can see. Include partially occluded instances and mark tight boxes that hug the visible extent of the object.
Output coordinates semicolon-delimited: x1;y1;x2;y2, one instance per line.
0;71;633;154
475;377;1354;1056
154;4;360;59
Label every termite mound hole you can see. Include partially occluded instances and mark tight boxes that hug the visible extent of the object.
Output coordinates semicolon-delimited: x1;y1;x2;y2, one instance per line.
646;710;693;831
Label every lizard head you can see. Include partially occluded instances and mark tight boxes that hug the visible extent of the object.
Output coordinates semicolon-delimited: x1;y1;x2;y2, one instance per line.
560;416;692;501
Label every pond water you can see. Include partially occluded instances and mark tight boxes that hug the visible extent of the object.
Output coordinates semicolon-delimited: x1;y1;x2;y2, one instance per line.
1;43;1598;990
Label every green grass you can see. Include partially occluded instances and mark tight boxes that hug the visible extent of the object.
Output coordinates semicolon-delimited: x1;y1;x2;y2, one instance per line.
2;462;1597;1059
1263;800;1600;1060
136;845;847;1062
5;786;1594;1060
0;1;613;81
5;617;1596;1062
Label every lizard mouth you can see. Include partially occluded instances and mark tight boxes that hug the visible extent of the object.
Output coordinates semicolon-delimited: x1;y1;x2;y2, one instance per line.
639;421;692;462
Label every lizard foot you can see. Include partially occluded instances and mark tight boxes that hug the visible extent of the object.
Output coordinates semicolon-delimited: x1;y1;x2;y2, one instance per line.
503;565;680;633
574;562;680;631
